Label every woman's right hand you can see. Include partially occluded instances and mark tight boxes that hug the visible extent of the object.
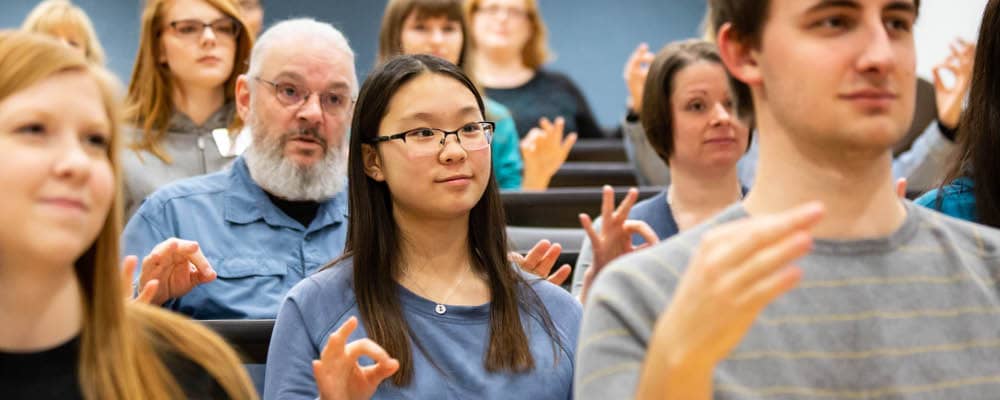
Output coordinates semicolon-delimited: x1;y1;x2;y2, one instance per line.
933;39;975;130
314;317;399;400
624;43;655;112
647;203;823;372
520;117;577;190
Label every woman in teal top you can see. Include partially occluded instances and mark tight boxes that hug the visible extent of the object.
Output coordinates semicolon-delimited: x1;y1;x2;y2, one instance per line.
915;177;976;222
914;9;985;225
376;0;523;189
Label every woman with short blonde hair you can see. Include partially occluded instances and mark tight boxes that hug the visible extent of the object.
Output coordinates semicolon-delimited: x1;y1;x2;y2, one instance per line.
21;0;106;65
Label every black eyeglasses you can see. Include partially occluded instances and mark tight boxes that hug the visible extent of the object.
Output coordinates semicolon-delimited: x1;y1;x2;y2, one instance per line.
366;121;495;156
166;18;241;41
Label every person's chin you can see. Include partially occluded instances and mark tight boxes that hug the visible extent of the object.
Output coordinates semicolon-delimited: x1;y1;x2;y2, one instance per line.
190;70;231;87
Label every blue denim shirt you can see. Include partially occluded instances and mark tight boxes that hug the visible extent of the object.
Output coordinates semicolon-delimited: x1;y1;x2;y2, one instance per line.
122;157;349;319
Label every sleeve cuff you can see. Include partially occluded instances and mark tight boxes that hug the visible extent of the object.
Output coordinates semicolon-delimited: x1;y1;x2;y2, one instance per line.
937;120;958;142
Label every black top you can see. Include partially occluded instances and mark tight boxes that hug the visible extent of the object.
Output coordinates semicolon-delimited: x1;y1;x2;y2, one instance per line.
0;336;228;399
267;192;321;228
485;69;605;139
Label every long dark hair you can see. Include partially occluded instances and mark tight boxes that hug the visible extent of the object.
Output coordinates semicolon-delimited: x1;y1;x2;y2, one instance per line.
340;54;560;386
939;0;999;227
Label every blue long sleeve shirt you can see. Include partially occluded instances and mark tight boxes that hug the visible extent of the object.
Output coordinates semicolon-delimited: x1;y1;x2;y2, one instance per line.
121;157;349;319
263;259;581;399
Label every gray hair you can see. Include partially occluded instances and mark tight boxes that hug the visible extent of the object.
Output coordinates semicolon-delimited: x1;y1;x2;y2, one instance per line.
246;18;358;94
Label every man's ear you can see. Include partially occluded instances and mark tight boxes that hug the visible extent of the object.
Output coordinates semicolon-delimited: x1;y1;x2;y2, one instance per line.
362;144;385;181
717;23;763;87
235;75;251;123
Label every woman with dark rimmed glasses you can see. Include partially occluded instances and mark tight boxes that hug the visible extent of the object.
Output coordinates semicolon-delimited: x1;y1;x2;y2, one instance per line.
264;54;580;399
121;0;252;217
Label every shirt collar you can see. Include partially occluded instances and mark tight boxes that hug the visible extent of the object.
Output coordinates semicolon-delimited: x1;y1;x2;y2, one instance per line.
223;157;348;231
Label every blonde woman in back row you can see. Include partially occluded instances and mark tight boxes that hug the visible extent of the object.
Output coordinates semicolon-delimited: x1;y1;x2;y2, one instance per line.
122;0;253;217
21;0;105;65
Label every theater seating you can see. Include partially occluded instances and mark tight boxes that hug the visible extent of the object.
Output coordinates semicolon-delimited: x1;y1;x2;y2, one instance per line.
548;162;638;187
201;319;274;364
566;139;628;162
502;186;663;228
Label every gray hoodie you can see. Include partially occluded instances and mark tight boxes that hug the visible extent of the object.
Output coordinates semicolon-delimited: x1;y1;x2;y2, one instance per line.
122;102;238;218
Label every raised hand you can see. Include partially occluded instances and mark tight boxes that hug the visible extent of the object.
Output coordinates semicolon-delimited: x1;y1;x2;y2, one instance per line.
520;116;578;190
314;317;400;400
120;255;159;303
624;42;656;111
136;238;216;305
642;203;823;385
510;239;572;286
933;39;975;130
578;185;659;303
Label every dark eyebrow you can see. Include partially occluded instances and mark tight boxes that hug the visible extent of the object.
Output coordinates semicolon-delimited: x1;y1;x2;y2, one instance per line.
804;0;861;14
804;0;917;15
884;1;918;15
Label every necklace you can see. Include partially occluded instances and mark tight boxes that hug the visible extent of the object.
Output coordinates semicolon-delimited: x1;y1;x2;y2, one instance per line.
403;265;472;315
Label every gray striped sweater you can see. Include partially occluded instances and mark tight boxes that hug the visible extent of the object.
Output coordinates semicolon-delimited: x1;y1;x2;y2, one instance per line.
576;201;1000;399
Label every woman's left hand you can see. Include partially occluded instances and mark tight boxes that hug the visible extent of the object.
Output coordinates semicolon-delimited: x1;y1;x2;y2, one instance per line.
510;239;572;286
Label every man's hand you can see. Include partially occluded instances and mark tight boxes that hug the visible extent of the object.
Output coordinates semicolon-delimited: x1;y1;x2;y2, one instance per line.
135;238;216;305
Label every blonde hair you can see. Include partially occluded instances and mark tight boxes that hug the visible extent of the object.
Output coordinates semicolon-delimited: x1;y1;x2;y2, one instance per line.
21;0;106;65
0;30;257;400
125;0;252;163
465;0;550;69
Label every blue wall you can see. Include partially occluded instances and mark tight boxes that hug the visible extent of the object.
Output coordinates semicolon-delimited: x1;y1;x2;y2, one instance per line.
0;0;705;127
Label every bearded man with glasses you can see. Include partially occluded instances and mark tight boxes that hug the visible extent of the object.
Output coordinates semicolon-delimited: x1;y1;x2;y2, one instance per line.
122;18;357;321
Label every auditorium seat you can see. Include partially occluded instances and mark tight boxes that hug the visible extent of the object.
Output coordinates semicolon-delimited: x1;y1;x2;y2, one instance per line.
567;139;627;162
201;319;274;364
548;162;638;188
502;186;663;228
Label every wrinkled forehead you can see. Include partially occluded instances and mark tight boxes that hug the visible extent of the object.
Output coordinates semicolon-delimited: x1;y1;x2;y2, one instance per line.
258;40;358;92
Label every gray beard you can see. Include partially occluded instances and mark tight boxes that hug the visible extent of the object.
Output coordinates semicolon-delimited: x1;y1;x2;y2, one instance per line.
243;116;347;202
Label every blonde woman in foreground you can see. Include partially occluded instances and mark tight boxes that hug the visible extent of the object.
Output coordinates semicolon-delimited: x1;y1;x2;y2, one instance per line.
0;30;256;400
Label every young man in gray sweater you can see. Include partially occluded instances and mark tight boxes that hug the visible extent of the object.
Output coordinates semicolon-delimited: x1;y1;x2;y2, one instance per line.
576;0;1000;399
